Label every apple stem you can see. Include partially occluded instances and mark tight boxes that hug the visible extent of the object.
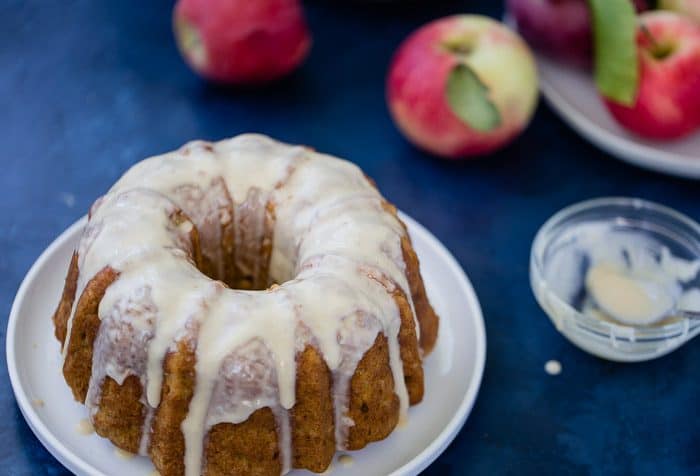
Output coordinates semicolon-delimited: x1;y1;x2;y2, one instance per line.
442;37;475;58
639;23;674;60
640;24;660;51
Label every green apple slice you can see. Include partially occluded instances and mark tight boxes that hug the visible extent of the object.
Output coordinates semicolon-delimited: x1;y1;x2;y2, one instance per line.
589;0;639;105
446;63;502;131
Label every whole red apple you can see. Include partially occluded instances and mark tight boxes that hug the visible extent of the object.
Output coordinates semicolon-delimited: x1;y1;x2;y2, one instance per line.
604;12;700;140
173;0;311;84
507;0;648;68
387;15;538;159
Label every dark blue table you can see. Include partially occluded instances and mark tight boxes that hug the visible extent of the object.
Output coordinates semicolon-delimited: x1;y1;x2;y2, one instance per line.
2;1;699;474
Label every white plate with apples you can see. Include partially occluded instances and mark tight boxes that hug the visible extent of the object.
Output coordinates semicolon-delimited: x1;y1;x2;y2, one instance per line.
537;52;700;179
507;1;700;179
7;213;486;476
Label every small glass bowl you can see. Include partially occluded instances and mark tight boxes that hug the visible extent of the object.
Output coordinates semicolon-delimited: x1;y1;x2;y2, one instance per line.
530;197;700;362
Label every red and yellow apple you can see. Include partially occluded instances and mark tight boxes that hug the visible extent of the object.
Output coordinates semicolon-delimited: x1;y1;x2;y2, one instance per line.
604;12;700;140
660;0;700;24
173;0;311;84
387;15;538;159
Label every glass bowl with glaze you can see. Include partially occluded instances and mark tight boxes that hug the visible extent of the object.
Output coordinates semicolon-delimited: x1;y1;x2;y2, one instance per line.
530;197;700;362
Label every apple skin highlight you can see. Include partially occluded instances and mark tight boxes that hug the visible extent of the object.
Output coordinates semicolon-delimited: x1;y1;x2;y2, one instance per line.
604;12;700;140
660;0;700;24
173;0;311;84
387;15;538;159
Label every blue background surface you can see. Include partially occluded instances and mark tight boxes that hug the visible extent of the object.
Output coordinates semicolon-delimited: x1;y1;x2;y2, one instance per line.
2;1;699;474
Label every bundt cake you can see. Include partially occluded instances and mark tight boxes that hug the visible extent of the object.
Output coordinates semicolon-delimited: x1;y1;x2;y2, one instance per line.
52;134;439;476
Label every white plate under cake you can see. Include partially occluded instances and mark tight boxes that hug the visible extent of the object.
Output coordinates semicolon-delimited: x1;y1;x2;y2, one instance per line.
7;135;486;476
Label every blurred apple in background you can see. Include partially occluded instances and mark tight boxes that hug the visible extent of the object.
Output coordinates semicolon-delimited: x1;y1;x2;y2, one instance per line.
507;0;592;67
173;0;311;84
604;12;700;139
507;0;647;67
660;0;700;23
387;15;538;159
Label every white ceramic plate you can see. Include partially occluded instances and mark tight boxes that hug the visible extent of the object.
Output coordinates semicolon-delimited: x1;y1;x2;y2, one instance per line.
537;53;700;179
6;213;486;476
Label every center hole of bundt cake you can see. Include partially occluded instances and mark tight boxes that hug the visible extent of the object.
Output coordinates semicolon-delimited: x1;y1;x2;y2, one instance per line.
193;232;277;292
183;191;280;292
217;269;273;291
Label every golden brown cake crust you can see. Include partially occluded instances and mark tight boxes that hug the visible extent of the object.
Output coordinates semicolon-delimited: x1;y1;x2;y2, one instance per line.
393;287;425;405
62;266;119;403
346;334;400;450
93;375;145;453
381;200;440;355
204;408;281;476
402;235;439;354
52;251;79;347
149;340;197;476
291;346;335;472
200;344;338;475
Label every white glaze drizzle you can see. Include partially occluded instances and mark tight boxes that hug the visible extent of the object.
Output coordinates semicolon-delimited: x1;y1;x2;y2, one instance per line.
61;134;417;476
139;405;155;455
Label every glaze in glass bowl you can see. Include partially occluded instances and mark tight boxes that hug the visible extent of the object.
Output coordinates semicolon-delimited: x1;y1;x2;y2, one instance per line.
530;197;700;362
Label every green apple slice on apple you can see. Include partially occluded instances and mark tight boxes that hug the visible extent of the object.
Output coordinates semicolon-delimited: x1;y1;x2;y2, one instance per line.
589;0;639;105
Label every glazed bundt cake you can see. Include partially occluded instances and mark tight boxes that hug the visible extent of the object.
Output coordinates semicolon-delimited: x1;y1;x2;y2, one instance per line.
52;134;439;476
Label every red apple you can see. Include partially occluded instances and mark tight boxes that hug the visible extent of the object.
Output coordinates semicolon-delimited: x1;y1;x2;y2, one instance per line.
173;0;311;84
660;0;700;24
507;0;648;68
387;15;538;159
604;11;700;140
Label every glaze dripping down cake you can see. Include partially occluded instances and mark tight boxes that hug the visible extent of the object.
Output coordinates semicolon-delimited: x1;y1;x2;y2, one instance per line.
52;134;439;476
